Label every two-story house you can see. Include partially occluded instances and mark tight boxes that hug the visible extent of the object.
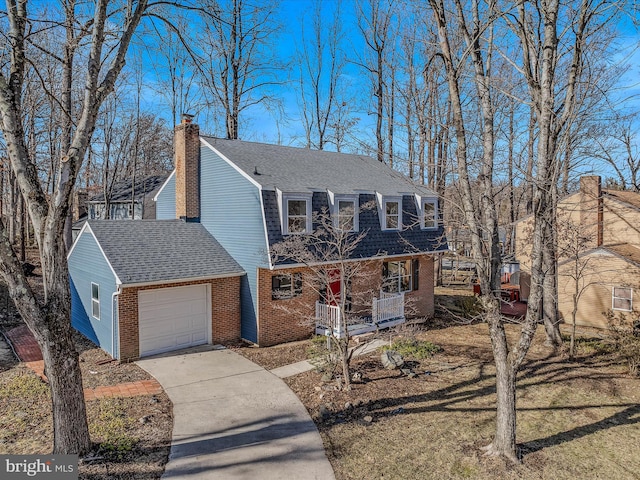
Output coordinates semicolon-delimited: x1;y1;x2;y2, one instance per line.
68;118;447;360
515;176;640;329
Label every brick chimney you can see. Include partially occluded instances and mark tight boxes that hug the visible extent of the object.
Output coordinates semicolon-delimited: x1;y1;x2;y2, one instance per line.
579;175;603;247
174;114;200;222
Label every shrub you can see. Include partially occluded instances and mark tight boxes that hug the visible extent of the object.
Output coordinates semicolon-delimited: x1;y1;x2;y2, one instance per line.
306;335;336;371
382;338;441;360
606;311;640;376
560;333;615;356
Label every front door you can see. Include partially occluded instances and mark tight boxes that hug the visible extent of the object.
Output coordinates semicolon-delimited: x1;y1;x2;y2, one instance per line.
327;269;341;306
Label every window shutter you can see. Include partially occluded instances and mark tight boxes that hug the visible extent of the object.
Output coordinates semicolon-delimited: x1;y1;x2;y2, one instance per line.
412;259;419;291
294;273;303;295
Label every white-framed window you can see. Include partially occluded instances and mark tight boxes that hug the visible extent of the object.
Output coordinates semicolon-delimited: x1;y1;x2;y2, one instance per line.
383;197;402;230
382;260;419;293
612;286;633;312
421;200;438;229
332;195;358;232
91;282;100;320
280;193;313;235
272;273;303;300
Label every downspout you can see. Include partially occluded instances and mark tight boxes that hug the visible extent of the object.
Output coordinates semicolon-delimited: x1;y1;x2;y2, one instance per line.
112;287;121;360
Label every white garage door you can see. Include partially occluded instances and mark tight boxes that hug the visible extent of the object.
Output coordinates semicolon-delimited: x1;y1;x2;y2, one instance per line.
138;284;210;357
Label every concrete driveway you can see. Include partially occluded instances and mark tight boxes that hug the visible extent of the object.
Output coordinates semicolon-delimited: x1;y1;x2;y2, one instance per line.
137;345;335;480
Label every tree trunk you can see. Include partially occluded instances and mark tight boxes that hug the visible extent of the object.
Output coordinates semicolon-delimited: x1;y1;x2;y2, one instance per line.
542;232;562;347
491;352;517;461
570;292;578;360
0;222;90;455
540;183;562;347
38;312;89;454
40;225;91;454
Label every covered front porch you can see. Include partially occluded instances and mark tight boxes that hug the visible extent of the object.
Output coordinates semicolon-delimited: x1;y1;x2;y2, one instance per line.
315;292;406;338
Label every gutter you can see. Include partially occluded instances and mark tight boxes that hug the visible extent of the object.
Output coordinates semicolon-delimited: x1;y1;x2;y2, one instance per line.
112;288;120;360
117;271;245;289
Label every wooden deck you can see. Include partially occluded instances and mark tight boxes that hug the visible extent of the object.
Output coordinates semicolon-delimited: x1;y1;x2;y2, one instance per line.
501;300;527;318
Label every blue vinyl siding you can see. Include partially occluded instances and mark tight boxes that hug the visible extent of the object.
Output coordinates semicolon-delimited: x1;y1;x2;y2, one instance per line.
200;146;268;343
68;230;118;357
155;172;176;219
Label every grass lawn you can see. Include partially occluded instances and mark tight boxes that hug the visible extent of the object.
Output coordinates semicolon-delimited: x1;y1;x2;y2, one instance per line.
238;287;640;480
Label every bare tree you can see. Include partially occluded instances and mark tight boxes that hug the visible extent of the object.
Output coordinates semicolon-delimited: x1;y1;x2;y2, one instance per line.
0;0;176;454
147;10;201;126
427;0;531;461
270;207;375;391
593;119;640;192
197;0;283;140
356;0;394;163
557;214;599;359
295;0;346;150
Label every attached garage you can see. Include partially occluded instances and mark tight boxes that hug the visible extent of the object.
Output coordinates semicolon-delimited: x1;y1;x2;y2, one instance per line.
138;284;211;357
69;220;244;361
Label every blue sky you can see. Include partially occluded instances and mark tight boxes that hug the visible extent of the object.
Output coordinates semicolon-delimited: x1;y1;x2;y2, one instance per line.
133;0;640;181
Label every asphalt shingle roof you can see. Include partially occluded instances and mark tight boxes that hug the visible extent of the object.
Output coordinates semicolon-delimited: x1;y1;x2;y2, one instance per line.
604;190;640;210
201;136;437;197
89;174;169;203
87;220;244;285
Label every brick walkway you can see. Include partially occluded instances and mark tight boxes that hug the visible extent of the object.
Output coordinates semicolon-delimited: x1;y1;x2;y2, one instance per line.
84;380;163;401
4;325;163;401
5;325;43;362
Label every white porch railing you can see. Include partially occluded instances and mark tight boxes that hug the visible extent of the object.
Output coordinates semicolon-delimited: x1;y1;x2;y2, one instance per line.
315;302;344;336
373;292;405;323
315;292;405;338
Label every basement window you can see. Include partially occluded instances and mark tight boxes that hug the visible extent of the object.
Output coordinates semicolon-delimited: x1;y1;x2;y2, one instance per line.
272;273;303;300
91;282;100;320
612;287;633;312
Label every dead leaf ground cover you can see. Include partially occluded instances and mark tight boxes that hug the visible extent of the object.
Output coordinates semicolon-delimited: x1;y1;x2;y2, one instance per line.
0;275;172;480
237;290;640;480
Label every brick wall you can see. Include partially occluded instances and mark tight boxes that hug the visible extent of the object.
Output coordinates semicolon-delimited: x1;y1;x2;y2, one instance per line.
174;122;200;221
255;254;435;346
257;266;317;346
118;276;241;361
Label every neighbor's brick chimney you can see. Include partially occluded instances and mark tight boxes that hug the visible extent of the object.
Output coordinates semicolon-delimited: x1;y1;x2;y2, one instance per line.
174;114;200;222
579;175;603;248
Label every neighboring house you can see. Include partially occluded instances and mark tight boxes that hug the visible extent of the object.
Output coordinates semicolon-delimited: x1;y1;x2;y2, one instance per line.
69;117;447;359
515;176;640;329
88;174;168;220
69;220;244;360
72;174;169;239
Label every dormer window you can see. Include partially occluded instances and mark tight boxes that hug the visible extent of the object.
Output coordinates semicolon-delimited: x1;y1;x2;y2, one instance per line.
338;200;355;231
330;194;359;232
288;200;308;233
383;197;402;230
279;192;313;235
421;199;438;229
